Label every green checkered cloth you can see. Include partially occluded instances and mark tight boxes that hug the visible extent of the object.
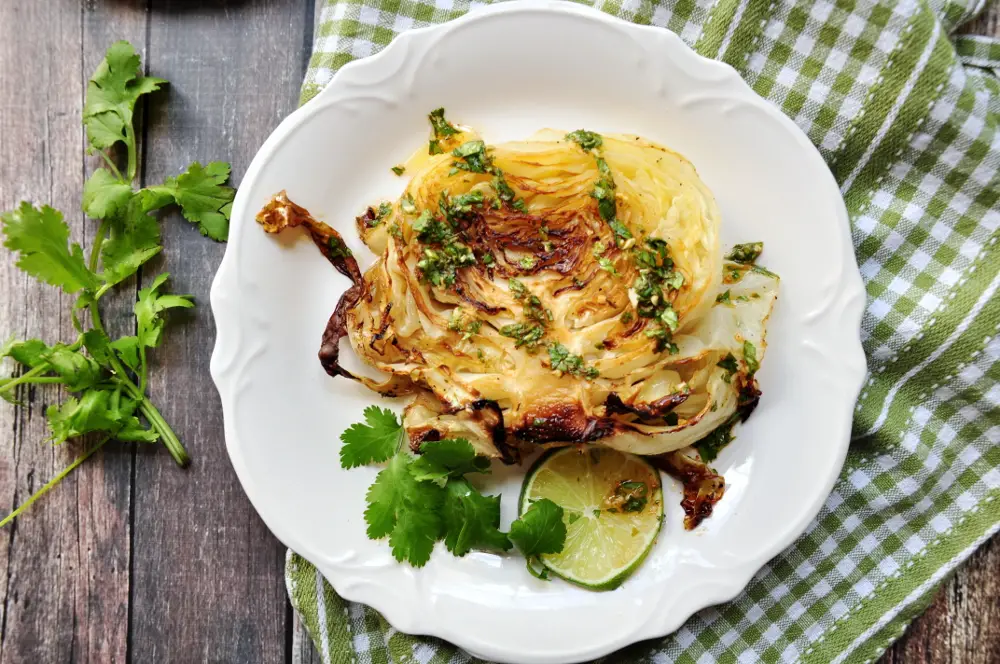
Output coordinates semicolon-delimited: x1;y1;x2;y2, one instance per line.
288;0;1000;661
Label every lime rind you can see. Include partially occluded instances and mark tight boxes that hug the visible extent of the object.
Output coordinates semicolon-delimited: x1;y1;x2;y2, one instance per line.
519;446;664;591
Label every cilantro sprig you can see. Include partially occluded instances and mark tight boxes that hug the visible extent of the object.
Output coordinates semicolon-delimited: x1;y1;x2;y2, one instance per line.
0;41;234;526
340;408;566;570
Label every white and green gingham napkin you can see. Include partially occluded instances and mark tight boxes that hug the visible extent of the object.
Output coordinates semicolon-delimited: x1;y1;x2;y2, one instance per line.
287;0;1000;661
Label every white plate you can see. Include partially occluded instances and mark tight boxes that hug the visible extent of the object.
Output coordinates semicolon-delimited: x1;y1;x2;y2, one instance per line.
210;2;866;662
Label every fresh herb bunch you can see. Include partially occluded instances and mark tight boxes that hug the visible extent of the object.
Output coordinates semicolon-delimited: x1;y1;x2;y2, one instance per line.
340;406;566;571
0;41;233;526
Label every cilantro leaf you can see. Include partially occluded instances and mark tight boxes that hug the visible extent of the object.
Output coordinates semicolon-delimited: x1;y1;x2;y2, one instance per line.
1;203;99;294
135;273;194;348
46;386;157;445
82;168;132;219
339;405;402;469
110;336;141;372
143;162;234;241
43;345;104;391
410;439;491;487
47;390;120;443
508;498;566;558
3;339;49;367
441;478;511;556
83;41;165;153
82;329;113;364
364;453;444;566
100;195;163;287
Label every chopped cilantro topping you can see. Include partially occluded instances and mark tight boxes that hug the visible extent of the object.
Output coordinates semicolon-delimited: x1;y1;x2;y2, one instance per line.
547;342;599;379
615;480;648;513
428;108;460;155
743;340;759;376
592;156;631;241
631;239;684;352
565;129;603;152
391;165;406;176
452;140;490;173
725;242;763;264
328;237;352;259
598;257;619;276
509;278;528;299
501;279;551;348
417;243;476;287
621;311;634;324
519;256;537;270
717;352;739;382
364;202;393;228
429;108;460;138
440;189;485;224
751;264;779;278
499;323;545;349
449;141;528;211
716;289;732;305
448;310;482;341
412;210;451;244
695;413;740;463
724;264;744;283
592;241;607;257
481;252;495;266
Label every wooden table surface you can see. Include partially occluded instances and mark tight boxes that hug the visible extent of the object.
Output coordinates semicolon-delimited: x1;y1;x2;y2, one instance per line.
0;1;996;663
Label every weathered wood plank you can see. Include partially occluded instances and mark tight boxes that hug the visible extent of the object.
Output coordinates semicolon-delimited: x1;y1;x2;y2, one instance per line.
0;2;145;662
882;537;1000;664
128;1;310;661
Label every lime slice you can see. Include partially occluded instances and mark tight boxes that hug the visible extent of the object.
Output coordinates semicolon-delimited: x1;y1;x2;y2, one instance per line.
519;446;664;590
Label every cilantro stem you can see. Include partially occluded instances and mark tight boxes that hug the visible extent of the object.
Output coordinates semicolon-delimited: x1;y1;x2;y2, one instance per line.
138;400;189;466
5;377;63;386
125;124;138;183
139;345;148;392
0;365;49;395
0;336;85;395
86;300;189;467
98;151;125;183
89;219;109;273
0;436;109;527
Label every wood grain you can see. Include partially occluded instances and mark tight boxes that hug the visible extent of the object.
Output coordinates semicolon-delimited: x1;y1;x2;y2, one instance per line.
126;2;311;662
0;1;142;662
